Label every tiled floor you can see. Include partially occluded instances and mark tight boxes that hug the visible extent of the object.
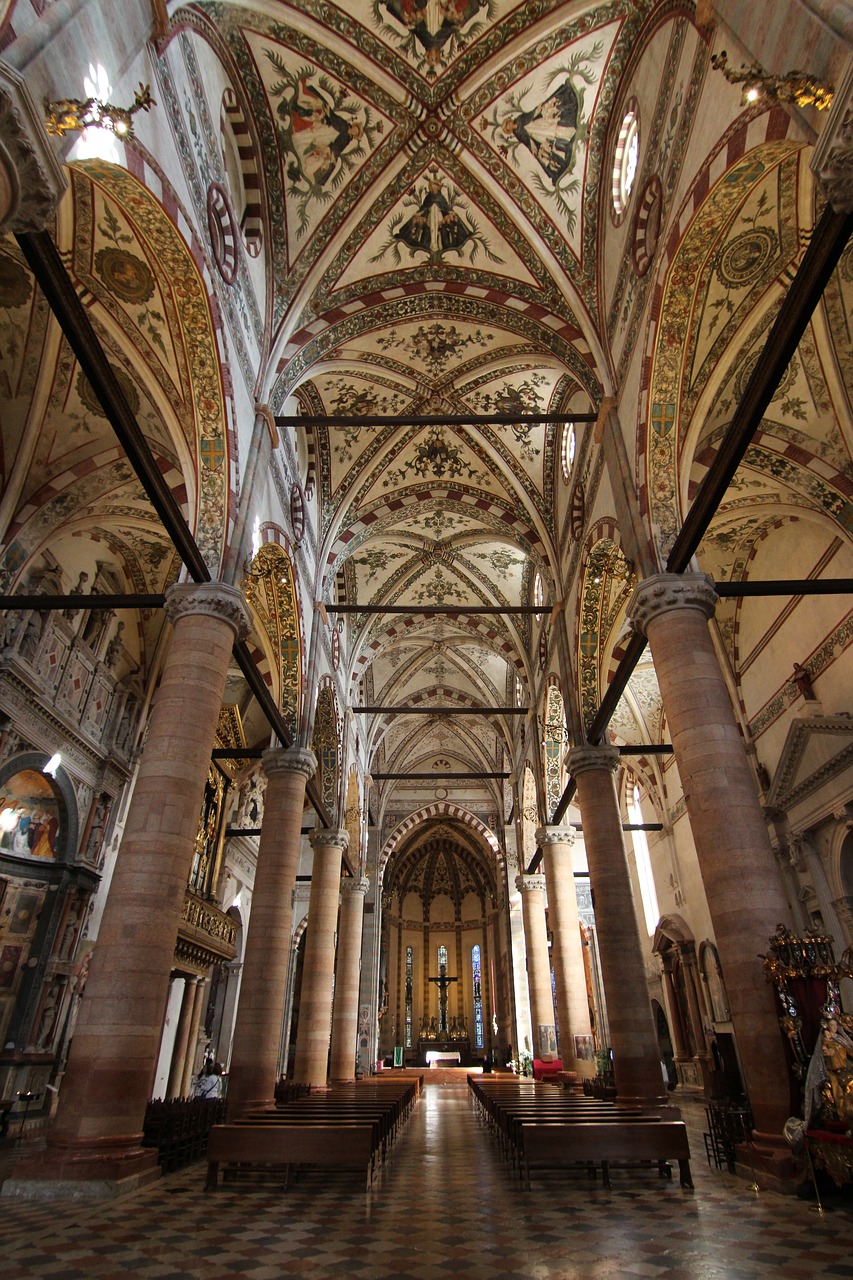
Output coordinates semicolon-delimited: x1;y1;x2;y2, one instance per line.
2;1081;853;1279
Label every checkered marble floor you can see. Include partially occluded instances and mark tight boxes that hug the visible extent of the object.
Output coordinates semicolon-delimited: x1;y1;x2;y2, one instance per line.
2;1083;853;1280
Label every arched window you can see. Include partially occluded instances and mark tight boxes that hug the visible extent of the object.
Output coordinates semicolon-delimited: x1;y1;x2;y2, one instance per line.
612;106;639;218
533;571;544;614
629;780;659;935
472;945;483;1049
405;945;414;1048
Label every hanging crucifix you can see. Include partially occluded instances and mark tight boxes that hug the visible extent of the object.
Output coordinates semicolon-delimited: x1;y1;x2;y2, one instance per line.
428;961;458;1035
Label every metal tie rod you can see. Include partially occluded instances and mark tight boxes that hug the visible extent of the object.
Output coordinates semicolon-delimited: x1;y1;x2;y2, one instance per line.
352;705;527;715
275;412;597;429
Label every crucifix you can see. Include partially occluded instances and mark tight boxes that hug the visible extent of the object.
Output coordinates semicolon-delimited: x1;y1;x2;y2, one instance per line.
428;962;458;1035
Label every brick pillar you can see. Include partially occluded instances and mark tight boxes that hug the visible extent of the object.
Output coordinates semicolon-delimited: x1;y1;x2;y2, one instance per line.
329;876;369;1081
12;582;249;1194
565;745;667;1107
227;746;316;1114
516;874;557;1061
294;829;349;1087
629;572;792;1133
536;825;594;1076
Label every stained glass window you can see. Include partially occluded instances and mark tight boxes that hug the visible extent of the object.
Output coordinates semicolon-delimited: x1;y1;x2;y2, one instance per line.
405;945;413;1048
472;945;483;1049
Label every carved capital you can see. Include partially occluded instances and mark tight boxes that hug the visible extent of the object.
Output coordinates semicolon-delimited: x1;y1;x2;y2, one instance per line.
811;59;853;213
628;572;717;636
309;827;349;853
535;824;575;848
262;745;317;780
0;64;66;233
164;581;251;640
565;743;621;778
515;873;546;894
341;875;370;897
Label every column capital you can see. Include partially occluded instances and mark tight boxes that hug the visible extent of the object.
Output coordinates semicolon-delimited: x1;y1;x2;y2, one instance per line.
535;824;575;848
516;873;546;894
627;572;717;636
0;64;67;233
309;827;349;853
565;743;620;778
628;572;717;635
164;581;251;639
810;59;853;213
341;875;369;897
262;745;317;780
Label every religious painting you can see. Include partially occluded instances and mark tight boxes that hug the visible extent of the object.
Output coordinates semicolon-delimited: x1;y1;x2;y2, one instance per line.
370;172;501;267
537;1023;557;1058
483;42;602;233
0;770;61;861
265;55;381;236
373;0;493;80
574;1034;595;1062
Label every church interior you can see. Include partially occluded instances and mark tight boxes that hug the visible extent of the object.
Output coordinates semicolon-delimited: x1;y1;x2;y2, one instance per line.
1;0;853;1272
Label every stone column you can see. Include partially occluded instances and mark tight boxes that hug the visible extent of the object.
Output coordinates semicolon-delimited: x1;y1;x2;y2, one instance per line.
329;876;369;1081
294;829;349;1087
179;978;208;1098
226;746;317;1114
629;573;792;1133
13;582;249;1194
536;825;593;1076
565;745;666;1107
660;957;689;1061
516;874;557;1061
167;977;197;1100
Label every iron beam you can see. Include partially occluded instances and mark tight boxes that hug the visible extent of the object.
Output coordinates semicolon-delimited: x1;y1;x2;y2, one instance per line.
371;771;511;780
0;593;165;612
715;578;853;597
325;604;546;615
275;412;596;429
352;705;527;715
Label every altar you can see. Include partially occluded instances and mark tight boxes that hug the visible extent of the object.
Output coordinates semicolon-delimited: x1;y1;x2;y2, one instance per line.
426;1050;461;1067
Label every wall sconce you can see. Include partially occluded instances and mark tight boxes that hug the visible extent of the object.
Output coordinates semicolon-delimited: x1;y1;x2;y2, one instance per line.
44;82;155;139
711;51;834;112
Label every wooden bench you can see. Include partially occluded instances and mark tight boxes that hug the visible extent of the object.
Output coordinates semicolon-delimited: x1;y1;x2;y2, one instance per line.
205;1122;377;1191
520;1120;692;1190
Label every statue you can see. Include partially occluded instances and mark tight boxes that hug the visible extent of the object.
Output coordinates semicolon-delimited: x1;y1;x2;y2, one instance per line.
103;621;125;670
63;571;89;620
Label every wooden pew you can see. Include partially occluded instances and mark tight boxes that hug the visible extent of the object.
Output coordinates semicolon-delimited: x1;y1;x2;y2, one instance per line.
205;1123;376;1191
520;1120;693;1190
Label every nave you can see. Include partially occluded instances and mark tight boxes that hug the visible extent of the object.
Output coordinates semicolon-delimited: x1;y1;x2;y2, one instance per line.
2;1081;853;1280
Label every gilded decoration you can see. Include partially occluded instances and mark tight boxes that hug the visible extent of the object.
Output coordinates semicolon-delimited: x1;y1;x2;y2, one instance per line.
69;164;231;574
312;681;340;815
245;544;302;736
644;141;802;556
578;540;635;732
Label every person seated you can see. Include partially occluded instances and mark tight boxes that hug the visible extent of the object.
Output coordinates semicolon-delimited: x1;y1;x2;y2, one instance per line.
193;1061;224;1099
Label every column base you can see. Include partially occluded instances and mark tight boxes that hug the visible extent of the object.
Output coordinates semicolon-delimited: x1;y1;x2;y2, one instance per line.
2;1136;160;1200
733;1131;799;1194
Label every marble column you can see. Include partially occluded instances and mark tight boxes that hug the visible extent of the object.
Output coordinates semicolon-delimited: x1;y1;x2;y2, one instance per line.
329;876;369;1081
294;829;349;1087
565;745;666;1107
166;978;197;1100
629;573;792;1133
226;746;317;1114
13;582;249;1194
536;825;594;1076
516;874;557;1061
660;957;690;1061
179;978;208;1098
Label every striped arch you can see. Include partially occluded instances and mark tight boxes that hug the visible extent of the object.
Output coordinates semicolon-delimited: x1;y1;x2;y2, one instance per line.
220;87;263;255
380;803;500;878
